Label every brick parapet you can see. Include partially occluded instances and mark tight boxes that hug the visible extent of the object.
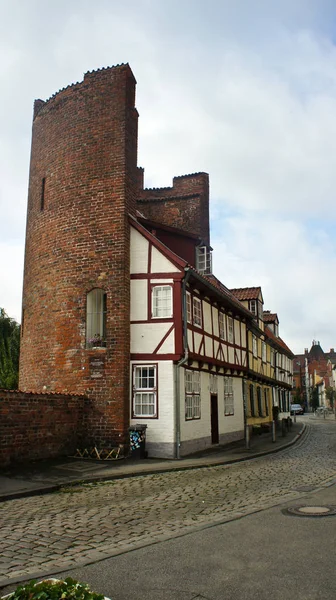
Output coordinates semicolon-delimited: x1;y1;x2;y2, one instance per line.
137;172;210;244
0;390;88;466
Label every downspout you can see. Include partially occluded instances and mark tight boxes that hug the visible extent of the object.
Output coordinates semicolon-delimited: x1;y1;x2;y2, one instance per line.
175;267;191;459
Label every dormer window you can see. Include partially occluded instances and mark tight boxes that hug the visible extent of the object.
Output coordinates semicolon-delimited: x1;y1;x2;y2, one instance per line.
249;300;257;316
196;246;212;275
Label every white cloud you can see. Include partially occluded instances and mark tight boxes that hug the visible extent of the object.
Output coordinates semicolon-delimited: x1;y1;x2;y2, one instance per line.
1;0;336;354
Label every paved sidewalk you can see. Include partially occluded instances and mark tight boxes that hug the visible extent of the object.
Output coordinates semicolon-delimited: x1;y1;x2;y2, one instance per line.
0;420;305;502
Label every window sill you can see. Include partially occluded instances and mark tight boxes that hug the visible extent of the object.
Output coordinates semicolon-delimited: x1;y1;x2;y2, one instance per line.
86;346;107;351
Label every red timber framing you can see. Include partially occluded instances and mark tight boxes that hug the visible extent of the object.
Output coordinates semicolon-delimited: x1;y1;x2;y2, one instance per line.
130;219;185;361
130;217;253;370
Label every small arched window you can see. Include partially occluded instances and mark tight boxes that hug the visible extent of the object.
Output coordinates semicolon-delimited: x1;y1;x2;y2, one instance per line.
86;289;107;348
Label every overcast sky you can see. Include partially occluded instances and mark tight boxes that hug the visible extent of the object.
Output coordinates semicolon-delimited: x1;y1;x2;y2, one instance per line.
1;0;336;354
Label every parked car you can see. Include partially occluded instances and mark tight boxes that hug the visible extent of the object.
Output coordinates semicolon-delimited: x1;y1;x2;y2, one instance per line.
290;403;304;415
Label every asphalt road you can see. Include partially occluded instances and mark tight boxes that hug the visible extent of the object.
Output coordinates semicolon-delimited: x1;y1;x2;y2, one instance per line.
1;417;336;598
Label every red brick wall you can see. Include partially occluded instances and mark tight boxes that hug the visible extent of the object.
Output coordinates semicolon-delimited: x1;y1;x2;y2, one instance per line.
19;64;139;446
137;172;210;245
0;390;88;466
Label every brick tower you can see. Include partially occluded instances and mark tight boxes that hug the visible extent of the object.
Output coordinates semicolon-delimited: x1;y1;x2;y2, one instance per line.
19;65;139;446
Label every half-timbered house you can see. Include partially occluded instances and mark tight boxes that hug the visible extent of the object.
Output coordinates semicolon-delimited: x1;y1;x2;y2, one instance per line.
130;217;254;458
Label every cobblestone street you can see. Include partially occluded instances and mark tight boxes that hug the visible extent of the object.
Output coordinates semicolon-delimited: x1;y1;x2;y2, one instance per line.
1;418;336;587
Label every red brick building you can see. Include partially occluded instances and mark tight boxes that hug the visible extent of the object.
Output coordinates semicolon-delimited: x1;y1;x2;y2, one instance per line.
19;64;214;451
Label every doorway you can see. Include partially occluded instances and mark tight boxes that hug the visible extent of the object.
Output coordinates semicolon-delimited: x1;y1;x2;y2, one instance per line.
210;394;219;444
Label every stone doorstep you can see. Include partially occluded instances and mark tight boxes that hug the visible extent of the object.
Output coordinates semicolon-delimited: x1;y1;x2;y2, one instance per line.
1;579;109;599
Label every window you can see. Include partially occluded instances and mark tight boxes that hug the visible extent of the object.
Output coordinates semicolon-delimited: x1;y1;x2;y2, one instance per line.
219;312;225;340
209;373;218;394
270;348;275;367
133;365;157;417
186;292;192;323
152;285;172;318
249;300;257;316
257;386;263;416
196;246;212;274
249;384;256;417
252;334;257;357
228;316;234;343
86;289;107;348
185;369;201;419
274;323;279;337
264;388;269;416
193;296;202;327
224;377;234;415
262;341;267;363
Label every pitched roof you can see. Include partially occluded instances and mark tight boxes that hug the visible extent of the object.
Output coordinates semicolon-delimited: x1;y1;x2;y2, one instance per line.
130;216;253;320
230;287;262;301
264;326;294;357
263;311;278;323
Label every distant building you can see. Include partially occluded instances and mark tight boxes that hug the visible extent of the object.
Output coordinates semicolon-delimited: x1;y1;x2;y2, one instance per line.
293;341;336;408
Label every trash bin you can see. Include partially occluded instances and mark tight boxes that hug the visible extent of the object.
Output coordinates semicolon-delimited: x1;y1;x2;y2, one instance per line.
129;424;148;459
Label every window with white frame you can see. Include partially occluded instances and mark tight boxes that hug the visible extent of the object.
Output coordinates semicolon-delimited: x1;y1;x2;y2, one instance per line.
224;377;234;415
152;285;172;318
193;296;202;327
86;288;107;348
252;334;258;357
185;369;201;420
270;348;275;367
186;292;192;323
262;341;267;363
249;300;257;316
219;311;225;340
228;316;234;343
133;365;157;417
196;246;212;274
209;373;218;394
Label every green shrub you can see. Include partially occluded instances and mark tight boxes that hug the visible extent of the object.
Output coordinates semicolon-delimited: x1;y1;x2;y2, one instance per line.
6;578;105;600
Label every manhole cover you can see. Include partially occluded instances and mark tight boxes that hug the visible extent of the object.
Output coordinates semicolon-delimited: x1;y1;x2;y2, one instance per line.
283;505;336;517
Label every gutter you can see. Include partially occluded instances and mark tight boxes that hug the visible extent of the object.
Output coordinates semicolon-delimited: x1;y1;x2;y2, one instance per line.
175;267;192;459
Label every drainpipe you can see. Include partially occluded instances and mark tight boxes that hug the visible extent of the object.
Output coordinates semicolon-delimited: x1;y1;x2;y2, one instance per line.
175;267;191;459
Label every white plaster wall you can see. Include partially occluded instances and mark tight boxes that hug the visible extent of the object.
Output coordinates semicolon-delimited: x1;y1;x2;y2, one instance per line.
228;346;234;364
194;331;203;354
204;335;213;357
241;323;247;348
130;360;175;444
203;300;212;334
158;330;175;354
180;368;211;442
218;376;244;434
234;320;241;346
151;246;180;273
131;323;174;353
212;306;219;338
130;227;148;274
130;280;147;321
187;329;193;352
178;369;244;445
